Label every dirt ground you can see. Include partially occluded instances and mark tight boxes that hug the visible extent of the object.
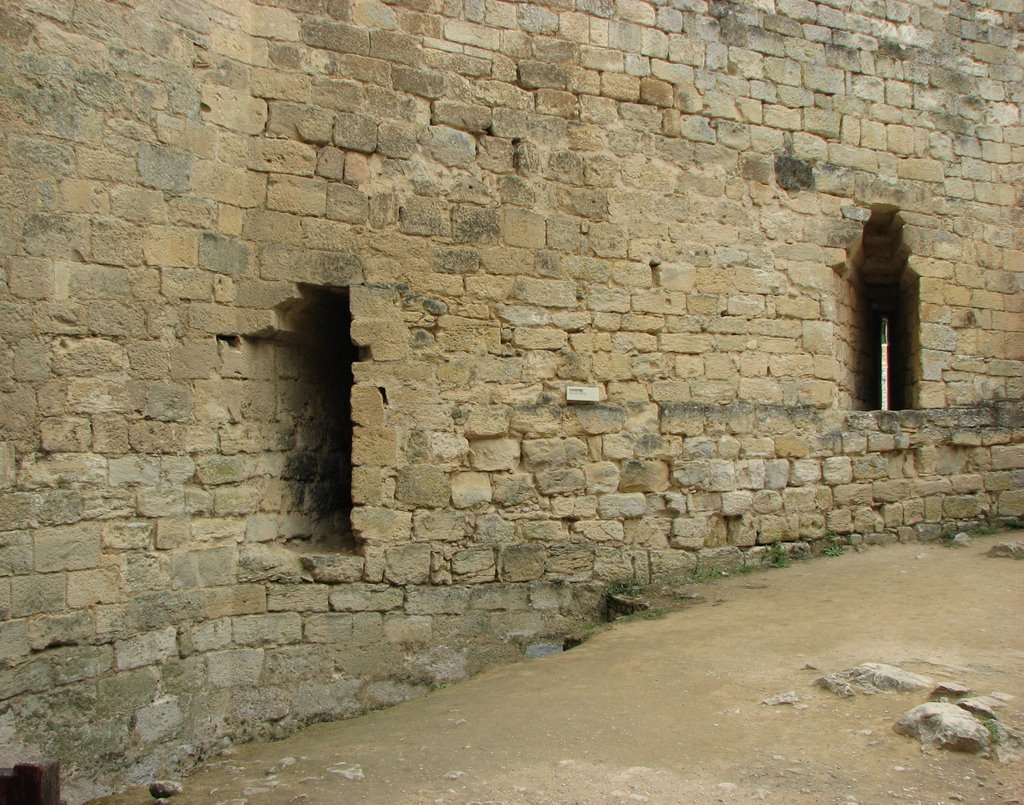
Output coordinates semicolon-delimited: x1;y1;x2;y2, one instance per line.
94;534;1024;805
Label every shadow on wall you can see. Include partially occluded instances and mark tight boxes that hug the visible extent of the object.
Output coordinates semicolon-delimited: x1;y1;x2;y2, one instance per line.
274;285;357;552
848;206;919;412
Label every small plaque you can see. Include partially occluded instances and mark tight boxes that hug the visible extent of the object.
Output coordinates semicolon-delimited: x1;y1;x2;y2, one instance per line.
566;385;600;402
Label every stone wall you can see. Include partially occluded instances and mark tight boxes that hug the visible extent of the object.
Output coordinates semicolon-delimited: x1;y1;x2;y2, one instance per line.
0;0;1022;799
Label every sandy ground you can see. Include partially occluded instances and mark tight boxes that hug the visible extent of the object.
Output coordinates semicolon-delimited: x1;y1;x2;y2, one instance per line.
93;535;1024;805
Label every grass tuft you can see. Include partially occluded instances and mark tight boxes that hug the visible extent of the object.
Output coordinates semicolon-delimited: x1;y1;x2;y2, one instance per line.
765;542;790;568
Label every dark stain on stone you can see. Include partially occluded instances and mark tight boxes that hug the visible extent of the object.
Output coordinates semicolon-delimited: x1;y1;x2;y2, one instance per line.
774;153;815;191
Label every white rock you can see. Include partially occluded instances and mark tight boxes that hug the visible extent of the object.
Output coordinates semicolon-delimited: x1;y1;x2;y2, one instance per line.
327;762;364;780
987;541;1024;559
893;702;991;753
762;691;800;706
816;663;932;697
956;695;1003;720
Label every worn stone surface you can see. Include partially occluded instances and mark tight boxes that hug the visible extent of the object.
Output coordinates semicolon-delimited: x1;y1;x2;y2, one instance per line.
762;691;801;706
816;663;933;697
987;542;1024;560
149;781;184;798
929;682;971;700
955;695;1005;721
300;555;364;584
893;702;991;754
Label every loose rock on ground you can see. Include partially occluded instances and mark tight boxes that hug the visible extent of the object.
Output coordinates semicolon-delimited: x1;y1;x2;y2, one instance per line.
148;781;182;799
893;702;992;754
815;663;933;697
987;541;1024;559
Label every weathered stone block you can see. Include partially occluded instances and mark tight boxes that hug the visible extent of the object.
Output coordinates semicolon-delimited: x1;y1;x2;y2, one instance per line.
266;101;333;144
0;442;16;485
34;525;102;572
432;101;492;133
234;544;302;586
943;495;981;519
582;462;617;494
702;460;733;492
598;493;647;519
249;139;317;176
266;585;329;613
396;466;450;508
0;654;53;701
822;456;853;485
513;277;576;308
991;446;1024;470
329;583;403;612
351;317;410;361
138;144;193;192
393;66;447;99
451;472;492;508
351;506;412;544
421;125;475;166
348;385;384;427
114;627;177;671
383;614;432;643
573;404;626;435
384;543;431;585
21;214;90;259
352;427;398;466
997;489;1024;515
619;459;669;492
452;548;496;583
297;554;362;585
498;544;546;582
536;468;586;494
0;530;31;577
790;459;821;486
303;613;354;644
377;121;417;158
399;196;451;237
470;438;520;471
199;233;249;276
207;648;264;687
573;519;624;544
464;405;512;437
0;618;30;665
697;546;744;571
452;205;500;244
721;491;753;516
488;476;535;509
406;587;469;615
522;437;587;468
231;611;304;647
201;84;268;135
670;514;712;549
413;510;466;542
333;111;377;153
301;15;368;50
326;183;369;223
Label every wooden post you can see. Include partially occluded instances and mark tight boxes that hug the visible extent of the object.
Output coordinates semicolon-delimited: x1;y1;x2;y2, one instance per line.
0;759;62;805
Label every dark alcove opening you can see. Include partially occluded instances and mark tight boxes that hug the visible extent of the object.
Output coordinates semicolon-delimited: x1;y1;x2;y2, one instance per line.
279;285;356;551
850;207;919;411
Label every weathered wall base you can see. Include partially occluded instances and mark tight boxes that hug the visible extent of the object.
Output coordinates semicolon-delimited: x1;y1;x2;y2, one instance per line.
4;402;1022;801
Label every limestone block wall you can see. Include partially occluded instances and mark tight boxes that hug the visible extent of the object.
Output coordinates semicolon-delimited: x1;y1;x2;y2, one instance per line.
0;0;1022;799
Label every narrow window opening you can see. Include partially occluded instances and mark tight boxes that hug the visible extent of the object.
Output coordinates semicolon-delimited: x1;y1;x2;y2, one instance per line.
216;333;241;348
278;285;356;551
847;207;918;411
